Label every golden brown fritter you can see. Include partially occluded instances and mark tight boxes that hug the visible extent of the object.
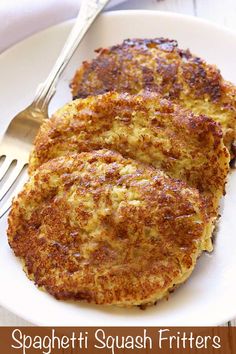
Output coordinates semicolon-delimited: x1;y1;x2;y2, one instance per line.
8;150;214;306
71;38;236;157
29;92;230;217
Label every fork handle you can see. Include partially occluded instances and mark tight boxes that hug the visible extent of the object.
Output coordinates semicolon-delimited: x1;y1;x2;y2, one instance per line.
33;0;111;112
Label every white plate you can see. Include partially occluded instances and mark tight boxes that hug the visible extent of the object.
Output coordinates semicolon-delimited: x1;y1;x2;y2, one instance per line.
0;10;236;326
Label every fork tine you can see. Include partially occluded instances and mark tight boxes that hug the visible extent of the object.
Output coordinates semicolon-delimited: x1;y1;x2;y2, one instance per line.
0;198;11;218
0;162;24;201
0;174;27;218
0;156;13;181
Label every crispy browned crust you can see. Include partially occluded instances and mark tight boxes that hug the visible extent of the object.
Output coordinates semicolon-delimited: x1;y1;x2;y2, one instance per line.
8;150;213;306
29;92;230;217
71;38;236;156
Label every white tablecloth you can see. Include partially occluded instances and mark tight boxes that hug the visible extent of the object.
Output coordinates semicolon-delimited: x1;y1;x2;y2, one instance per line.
0;0;126;53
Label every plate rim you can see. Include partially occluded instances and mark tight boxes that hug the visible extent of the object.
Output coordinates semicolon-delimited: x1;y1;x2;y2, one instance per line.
1;9;236;59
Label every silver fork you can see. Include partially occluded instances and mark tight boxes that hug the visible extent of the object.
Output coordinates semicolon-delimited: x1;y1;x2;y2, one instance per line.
0;0;111;218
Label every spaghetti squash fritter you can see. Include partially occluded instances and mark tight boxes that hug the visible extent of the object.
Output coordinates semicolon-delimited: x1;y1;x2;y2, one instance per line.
29;92;230;217
71;38;236;157
8;150;214;306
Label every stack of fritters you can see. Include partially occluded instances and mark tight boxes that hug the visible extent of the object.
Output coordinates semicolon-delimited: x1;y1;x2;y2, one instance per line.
8;38;235;307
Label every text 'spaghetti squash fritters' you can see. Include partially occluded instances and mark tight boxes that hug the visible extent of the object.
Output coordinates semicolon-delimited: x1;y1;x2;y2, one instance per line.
29;92;230;217
71;38;236;157
8;150;214;306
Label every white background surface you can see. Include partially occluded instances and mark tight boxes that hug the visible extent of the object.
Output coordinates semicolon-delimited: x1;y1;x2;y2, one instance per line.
0;0;127;53
0;0;235;326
